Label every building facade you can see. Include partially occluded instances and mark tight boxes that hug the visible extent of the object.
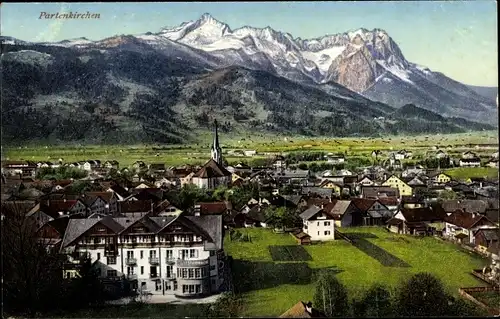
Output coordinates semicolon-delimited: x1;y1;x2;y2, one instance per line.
60;214;225;298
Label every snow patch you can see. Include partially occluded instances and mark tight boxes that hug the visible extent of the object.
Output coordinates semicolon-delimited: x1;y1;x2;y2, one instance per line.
301;46;345;74
377;60;413;84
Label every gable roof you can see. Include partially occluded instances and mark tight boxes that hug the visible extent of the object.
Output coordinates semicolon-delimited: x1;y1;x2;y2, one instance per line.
196;202;229;215
193;159;231;178
350;198;377;212
474;228;499;241
440;200;488;214
282;195;304;207
361;186;399;199
279;301;326;318
444;211;494;229
397;207;447;223
299;206;323;220
301;187;333;198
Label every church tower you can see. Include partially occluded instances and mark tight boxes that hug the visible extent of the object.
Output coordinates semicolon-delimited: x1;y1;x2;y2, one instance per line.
210;120;223;165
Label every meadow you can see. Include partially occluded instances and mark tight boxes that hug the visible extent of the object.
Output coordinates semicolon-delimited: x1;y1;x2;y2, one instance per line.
3;132;498;175
225;227;489;317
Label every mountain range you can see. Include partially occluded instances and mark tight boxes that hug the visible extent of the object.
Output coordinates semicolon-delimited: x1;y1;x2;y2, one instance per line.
0;13;497;144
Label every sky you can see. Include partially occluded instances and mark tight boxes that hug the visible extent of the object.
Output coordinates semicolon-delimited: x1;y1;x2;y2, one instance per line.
1;1;497;86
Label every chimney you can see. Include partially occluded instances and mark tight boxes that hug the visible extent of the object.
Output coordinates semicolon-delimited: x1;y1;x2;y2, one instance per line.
305;301;313;314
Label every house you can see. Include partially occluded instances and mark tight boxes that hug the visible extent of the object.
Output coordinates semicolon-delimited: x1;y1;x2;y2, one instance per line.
282;195;308;210
126;188;164;203
193;202;231;217
395;150;411;160
84;192;119;215
234;205;270;228
486;159;499;168
435;150;448;159
154;200;182;217
382;175;412;197
154;177;175;188
443;211;496;244
361;186;399;199
400;195;425;209
326;155;345;164
59;214;226;297
351;198;392;225
319;180;342;194
244;150;257;157
358;176;375;186
106;184;130;201
36;217;70;251
301;187;333;199
272;155;287;171
406;176;426;187
80;194;109;216
440;200;488;215
401;165;425;178
299;206;335;241
430;172;452;184
132;161;147;170
279;301;326;318
119;200;154;217
473;228;499;253
462;151;479;159
459;157;481;167
103;160;119;170
149;163;166;173
1;160;37;178
387;207;447;236
38;199;88;218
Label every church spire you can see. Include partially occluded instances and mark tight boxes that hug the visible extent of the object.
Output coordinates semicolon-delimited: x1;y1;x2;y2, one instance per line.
211;120;223;165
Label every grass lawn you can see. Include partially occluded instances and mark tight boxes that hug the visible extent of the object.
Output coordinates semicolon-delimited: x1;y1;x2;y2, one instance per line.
225;227;489;317
445;167;499;181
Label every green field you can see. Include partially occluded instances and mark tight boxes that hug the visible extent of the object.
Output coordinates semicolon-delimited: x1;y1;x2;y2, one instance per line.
3;132;498;170
445;167;499;180
225;227;488;317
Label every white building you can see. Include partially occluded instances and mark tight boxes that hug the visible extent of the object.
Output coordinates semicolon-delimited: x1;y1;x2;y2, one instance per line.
299;206;335;241
60;214;226;298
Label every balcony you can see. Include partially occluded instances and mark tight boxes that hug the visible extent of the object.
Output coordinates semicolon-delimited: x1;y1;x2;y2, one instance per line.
126;273;137;280
125;258;137;265
148;257;159;264
176;258;210;267
149;273;159;279
165;273;176;280
165;257;176;265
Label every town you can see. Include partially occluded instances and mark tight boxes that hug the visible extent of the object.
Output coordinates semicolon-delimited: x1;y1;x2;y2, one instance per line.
2;120;499;317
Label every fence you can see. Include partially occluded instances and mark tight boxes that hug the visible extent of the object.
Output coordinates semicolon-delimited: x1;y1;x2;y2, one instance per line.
459;286;500;315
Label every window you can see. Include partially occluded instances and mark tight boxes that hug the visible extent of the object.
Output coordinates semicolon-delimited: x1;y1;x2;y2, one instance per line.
97;253;101;260
127;251;134;258
141;266;144;275
188;269;194;278
189;285;195;293
324;221;331;226
150;250;156;258
195;268;201;278
182;269;188;278
189;249;197;258
209;251;215;257
166;250;173;259
202;268;207;277
140;251;144;259
317;231;320;235
210;265;216;271
182;285;188;293
107;270;117;277
107;256;116;265
317;222;319;226
324;231;331;236
195;285;201;294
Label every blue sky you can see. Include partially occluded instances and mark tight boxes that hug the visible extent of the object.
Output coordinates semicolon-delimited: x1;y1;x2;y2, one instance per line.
1;1;497;86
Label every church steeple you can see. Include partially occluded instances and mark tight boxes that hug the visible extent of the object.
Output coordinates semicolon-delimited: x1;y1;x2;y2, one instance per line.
211;120;223;165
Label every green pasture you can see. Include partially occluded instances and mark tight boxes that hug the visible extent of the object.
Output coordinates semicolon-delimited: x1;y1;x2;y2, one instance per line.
3;132;498;169
224;227;488;317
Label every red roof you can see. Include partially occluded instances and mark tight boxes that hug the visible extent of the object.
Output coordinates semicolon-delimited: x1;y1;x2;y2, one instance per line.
444;210;494;229
351;198;377;212
193;159;231;178
197;202;229;215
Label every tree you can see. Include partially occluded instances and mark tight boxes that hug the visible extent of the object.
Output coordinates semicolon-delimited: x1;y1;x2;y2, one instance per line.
353;284;393;318
212;185;229;201
313;270;349;317
205;292;243;318
1;202;65;316
437;189;458;201
395;272;449;317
